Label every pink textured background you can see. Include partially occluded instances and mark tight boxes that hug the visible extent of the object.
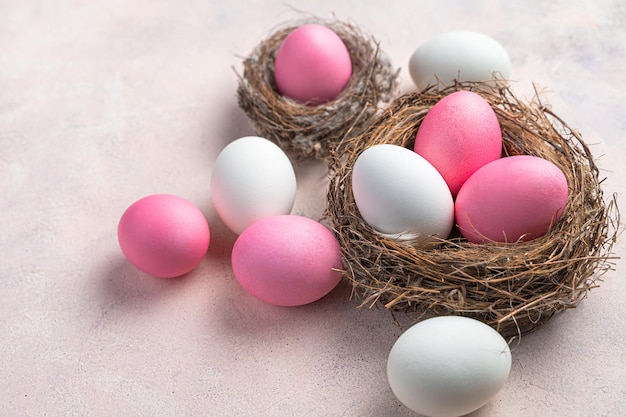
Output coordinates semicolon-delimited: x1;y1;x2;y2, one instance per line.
1;1;624;416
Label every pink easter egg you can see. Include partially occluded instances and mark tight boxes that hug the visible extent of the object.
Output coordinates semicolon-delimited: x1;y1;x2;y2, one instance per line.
117;194;210;278
231;215;343;306
414;91;503;197
274;24;352;105
455;155;569;243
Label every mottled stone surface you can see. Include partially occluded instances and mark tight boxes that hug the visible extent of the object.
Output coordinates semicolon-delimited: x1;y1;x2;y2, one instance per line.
1;1;624;416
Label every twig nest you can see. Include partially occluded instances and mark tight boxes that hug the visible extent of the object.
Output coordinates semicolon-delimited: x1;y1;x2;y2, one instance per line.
326;81;620;338
236;17;399;160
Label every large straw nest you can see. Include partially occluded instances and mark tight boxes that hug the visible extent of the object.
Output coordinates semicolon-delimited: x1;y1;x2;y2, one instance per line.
236;16;399;161
326;81;620;338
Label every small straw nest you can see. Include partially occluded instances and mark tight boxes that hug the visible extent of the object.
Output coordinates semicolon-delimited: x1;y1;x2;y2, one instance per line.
326;81;620;338
236;17;399;161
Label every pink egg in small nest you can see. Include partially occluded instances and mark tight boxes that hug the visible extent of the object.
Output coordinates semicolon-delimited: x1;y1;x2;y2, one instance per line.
325;80;620;338
236;15;399;161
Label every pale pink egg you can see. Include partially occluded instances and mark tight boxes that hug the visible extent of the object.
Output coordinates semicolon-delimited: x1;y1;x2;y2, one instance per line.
455;155;569;243
231;215;343;306
274;24;352;105
414;91;503;197
117;194;210;278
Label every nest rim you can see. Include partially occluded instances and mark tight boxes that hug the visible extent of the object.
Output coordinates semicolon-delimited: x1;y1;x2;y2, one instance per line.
325;80;620;338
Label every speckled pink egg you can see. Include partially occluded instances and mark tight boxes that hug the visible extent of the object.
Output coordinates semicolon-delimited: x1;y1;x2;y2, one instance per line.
414;91;503;197
455;155;569;243
274;24;352;105
117;194;210;278
231;215;343;306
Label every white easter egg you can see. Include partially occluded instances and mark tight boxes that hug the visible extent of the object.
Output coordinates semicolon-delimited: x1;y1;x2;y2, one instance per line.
210;136;296;235
409;31;511;90
351;144;454;246
387;316;512;417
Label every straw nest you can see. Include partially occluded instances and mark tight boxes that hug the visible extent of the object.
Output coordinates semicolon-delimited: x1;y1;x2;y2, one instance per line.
325;81;620;338
236;17;399;160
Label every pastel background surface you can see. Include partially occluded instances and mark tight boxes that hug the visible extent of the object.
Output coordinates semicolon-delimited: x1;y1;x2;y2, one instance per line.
1;1;624;416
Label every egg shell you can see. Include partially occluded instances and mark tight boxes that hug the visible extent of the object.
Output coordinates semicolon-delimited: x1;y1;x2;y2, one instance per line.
414;90;503;197
274;24;352;105
351;144;454;246
387;316;512;417
409;30;511;91
231;215;343;306
117;194;211;278
455;155;569;243
210;136;297;235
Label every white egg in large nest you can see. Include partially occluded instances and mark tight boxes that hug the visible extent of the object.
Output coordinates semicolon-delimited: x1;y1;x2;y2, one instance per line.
351;144;454;246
